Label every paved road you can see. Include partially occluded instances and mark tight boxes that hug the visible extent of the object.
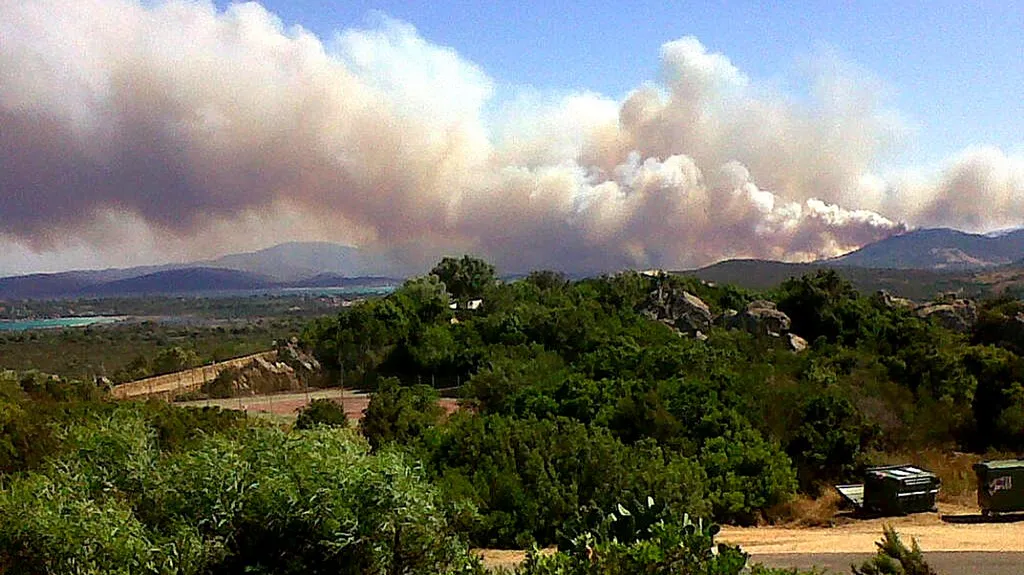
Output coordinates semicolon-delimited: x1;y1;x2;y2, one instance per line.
752;552;1024;574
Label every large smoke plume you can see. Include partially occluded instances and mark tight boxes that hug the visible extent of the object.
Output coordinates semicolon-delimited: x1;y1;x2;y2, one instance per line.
1;1;1021;274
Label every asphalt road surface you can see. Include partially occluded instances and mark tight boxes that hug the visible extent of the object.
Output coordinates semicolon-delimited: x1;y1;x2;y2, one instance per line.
752;552;1024;574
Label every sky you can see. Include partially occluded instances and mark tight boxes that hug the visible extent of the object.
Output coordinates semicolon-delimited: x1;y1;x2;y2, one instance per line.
243;0;1024;165
0;0;1022;276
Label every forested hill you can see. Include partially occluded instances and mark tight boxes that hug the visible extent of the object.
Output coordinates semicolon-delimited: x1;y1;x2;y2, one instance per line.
685;259;977;300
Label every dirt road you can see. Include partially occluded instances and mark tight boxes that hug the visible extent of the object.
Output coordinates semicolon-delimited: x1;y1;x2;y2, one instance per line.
480;504;1024;572
175;388;460;421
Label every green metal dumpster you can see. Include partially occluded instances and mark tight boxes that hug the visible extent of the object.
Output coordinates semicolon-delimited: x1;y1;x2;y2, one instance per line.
974;459;1024;516
861;465;941;515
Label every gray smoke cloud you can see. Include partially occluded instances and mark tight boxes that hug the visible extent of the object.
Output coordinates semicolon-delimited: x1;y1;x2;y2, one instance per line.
0;1;1020;275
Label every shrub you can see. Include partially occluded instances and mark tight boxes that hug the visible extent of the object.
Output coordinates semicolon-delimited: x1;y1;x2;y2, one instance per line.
515;504;818;575
700;427;798;525
429;414;710;547
787;393;878;491
361;378;445;450
852;526;937;575
294;398;349;430
0;408;484;575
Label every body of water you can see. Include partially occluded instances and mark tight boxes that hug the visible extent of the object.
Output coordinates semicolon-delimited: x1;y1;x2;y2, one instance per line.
0;316;128;331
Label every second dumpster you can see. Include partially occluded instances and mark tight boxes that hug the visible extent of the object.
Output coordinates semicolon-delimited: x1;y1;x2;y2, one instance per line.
974;459;1024;516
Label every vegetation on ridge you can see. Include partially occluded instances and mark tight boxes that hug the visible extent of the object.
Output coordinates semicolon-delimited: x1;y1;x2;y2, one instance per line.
2;254;1021;572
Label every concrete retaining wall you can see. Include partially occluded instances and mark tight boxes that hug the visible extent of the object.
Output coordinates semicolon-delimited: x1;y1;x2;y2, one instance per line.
110;351;276;401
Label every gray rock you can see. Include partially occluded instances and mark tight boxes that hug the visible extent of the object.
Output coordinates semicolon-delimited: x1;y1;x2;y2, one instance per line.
916;299;977;333
727;300;791;337
642;287;712;336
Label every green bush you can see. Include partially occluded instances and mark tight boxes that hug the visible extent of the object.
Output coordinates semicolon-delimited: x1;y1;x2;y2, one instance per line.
787;393;879;490
700;428;797;525
0;408;483;575
361;378;445;450
427;414;710;547
294;398;349;430
515;504;816;575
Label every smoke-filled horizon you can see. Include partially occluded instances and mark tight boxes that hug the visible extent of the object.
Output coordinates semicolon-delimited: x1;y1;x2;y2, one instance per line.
1;1;1022;276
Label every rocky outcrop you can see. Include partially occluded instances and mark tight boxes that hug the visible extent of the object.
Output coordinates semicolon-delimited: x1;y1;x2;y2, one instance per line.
642;287;712;336
875;290;915;310
726;300;792;337
276;337;322;373
916;298;978;333
202;341;325;398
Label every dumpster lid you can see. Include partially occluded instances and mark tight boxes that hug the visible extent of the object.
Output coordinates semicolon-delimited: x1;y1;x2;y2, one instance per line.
974;459;1024;471
866;464;937;480
835;483;865;508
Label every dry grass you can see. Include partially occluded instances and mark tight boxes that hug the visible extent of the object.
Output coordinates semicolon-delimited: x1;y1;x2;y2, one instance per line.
766;490;842;527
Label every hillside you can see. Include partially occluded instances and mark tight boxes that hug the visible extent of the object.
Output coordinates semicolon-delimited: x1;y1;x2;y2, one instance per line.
288;273;401;289
205;242;403;281
78;267;275;296
828;228;1024;270
0;242;406;299
685;259;978;300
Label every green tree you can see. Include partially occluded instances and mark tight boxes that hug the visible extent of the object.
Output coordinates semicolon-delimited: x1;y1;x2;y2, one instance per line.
966;345;1024;450
776;270;878;345
151;346;200;376
431;256;497;300
393;274;452;324
524;270;569;292
787;394;878;490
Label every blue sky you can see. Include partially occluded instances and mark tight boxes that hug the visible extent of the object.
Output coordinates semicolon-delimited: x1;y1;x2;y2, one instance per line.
229;0;1023;167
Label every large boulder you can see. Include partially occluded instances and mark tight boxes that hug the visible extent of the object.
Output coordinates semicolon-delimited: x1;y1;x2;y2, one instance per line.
642;287;712;336
727;300;792;337
916;299;977;333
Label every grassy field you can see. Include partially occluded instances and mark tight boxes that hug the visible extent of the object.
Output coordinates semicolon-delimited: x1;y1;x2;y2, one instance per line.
0;318;302;381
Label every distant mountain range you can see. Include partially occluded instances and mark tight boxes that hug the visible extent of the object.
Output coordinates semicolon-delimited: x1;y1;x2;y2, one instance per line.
685;228;1024;299
7;228;1024;300
204;242;403;281
826;228;1024;270
0;243;404;299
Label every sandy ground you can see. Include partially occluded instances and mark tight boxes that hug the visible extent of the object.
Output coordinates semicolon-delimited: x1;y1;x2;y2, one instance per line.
478;504;1024;571
718;503;1024;554
175;388;460;421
